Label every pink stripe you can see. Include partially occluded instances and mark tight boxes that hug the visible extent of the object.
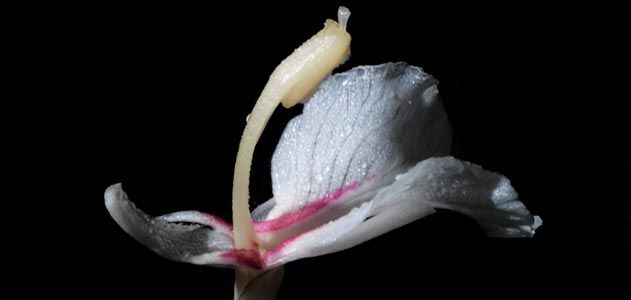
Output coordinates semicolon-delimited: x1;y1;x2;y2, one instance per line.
220;249;263;270
254;182;360;233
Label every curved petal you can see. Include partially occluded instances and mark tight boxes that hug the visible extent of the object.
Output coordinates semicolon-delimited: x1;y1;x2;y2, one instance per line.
376;157;542;237
268;62;451;220
263;157;541;266
344;156;541;245
104;184;241;268
158;210;233;237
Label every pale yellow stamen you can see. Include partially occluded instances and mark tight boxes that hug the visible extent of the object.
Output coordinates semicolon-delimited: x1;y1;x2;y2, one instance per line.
231;7;352;251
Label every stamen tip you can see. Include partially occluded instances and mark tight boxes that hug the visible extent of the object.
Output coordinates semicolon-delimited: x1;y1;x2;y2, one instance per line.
338;6;351;30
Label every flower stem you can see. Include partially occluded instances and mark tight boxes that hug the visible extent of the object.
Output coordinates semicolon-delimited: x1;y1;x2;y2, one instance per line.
235;267;284;300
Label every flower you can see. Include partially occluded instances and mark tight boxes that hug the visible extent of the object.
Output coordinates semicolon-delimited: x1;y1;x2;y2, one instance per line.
105;62;541;299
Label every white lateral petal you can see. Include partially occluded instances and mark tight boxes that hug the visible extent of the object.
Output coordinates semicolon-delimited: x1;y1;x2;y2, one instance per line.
371;157;542;237
316;198;436;253
262;157;541;265
104;184;238;267
268;62;451;219
264;201;373;268
158;211;233;237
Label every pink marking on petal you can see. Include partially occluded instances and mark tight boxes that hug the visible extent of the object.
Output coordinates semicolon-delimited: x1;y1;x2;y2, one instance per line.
263;230;309;262
220;249;263;270
254;182;360;233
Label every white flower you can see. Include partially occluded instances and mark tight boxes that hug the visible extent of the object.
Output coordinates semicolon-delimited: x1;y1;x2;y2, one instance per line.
105;62;541;299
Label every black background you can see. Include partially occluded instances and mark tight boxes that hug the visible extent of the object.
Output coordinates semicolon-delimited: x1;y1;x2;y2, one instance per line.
18;2;627;299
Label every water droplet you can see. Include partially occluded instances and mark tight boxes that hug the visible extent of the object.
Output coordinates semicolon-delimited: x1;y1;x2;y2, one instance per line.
246;114;251;123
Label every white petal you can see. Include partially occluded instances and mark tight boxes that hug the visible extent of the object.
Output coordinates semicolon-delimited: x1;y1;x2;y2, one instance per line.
319;157;542;254
268;63;451;219
264;201;374;268
315;198;436;253
158;210;233;237
262;157;541;265
104;184;238;267
373;157;542;237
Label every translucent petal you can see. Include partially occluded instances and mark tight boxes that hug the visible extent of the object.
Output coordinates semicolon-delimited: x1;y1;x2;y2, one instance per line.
384;157;542;237
263;157;541;265
104;184;239;267
346;156;541;245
